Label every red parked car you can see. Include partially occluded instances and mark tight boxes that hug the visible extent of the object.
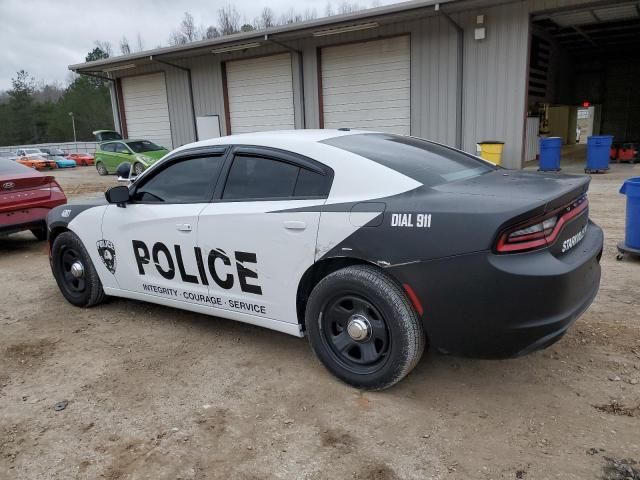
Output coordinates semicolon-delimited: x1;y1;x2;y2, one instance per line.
66;153;95;166
0;159;67;240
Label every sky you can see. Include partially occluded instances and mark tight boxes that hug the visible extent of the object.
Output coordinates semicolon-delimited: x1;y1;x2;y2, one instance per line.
0;0;400;91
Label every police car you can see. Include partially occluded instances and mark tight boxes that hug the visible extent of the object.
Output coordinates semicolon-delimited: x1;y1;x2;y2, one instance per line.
46;130;603;390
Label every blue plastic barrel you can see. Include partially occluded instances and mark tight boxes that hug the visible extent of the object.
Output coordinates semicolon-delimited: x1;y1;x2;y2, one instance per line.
620;177;640;249
586;135;614;171
539;137;562;171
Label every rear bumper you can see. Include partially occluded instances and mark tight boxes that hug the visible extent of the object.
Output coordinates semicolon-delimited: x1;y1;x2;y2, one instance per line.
1;198;67;236
386;220;604;358
0;208;49;235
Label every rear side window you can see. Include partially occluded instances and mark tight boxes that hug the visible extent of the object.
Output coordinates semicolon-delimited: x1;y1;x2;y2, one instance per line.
294;169;332;197
133;156;224;203
322;133;496;187
222;155;331;200
102;143;116;153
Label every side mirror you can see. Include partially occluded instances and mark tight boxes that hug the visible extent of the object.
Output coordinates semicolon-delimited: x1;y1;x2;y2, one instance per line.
105;185;130;208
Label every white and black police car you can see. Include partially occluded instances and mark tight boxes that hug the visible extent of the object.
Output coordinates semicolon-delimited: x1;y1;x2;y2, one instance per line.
47;130;603;389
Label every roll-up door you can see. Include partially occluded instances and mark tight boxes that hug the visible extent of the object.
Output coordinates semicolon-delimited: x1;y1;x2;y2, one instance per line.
121;73;173;149
225;53;295;134
321;36;410;134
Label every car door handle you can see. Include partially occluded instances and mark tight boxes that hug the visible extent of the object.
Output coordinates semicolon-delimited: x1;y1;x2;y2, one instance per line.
176;223;192;232
284;220;306;231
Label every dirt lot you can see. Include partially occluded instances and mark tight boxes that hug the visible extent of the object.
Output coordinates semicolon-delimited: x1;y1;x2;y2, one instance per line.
1;159;639;480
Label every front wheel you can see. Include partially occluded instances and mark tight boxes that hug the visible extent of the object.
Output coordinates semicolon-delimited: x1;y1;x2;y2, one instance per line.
133;162;145;176
51;231;106;307
96;162;108;176
305;265;426;390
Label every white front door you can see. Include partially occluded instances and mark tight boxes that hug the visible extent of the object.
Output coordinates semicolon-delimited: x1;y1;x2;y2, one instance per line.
197;148;332;324
101;153;226;304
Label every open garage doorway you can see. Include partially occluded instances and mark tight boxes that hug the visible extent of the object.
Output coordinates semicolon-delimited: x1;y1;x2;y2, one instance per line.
525;1;640;167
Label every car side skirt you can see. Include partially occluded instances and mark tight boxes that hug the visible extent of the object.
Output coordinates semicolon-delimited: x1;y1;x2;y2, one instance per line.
103;287;305;337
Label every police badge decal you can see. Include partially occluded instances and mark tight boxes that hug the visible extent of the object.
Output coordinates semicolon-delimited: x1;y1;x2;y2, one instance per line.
97;240;117;274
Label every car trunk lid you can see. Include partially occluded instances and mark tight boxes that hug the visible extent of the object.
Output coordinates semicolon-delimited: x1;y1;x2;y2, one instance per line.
0;173;53;212
93;130;123;142
434;170;591;255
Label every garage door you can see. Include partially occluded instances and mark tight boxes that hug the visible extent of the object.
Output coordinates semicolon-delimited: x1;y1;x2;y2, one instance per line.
121;73;173;149
321;36;411;134
225;53;295;134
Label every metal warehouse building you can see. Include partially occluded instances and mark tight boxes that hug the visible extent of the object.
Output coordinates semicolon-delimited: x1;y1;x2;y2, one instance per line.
70;0;640;169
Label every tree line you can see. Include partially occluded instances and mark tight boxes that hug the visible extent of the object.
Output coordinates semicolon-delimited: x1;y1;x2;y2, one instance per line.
0;48;114;147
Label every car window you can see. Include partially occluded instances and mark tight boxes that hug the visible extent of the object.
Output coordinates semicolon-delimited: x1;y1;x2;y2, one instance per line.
222;155;300;200
322;133;496;187
102;143;116;153
126;140;162;153
114;143;130;154
133;155;224;203
294;169;332;197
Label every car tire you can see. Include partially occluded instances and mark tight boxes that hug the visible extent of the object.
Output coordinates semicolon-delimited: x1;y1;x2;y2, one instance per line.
305;265;426;390
96;162;108;176
133;162;145;176
51;231;106;308
30;228;47;241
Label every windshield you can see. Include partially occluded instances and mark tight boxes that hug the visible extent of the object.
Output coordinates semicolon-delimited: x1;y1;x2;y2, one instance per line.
25;149;41;155
322;133;496;187
126;140;163;153
50;149;65;155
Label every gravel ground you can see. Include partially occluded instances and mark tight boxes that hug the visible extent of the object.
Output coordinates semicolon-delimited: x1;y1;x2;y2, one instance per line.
1;157;639;480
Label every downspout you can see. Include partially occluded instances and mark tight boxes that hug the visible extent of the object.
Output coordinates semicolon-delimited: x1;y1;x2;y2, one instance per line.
439;7;464;150
150;55;199;141
74;71;122;133
265;34;307;129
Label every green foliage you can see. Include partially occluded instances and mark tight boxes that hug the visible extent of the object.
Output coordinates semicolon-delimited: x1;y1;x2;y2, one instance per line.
0;47;114;147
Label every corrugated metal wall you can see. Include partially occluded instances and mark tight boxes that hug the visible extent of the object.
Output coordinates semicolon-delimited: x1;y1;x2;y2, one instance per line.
454;1;530;168
109;14;461;152
105;0;617;167
106;0;629;168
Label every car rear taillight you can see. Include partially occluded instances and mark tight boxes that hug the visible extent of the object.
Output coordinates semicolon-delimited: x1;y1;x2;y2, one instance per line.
496;195;588;253
50;181;64;194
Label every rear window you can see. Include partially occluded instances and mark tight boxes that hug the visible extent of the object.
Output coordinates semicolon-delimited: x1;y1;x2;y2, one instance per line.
322;133;496;187
127;141;163;153
0;159;33;174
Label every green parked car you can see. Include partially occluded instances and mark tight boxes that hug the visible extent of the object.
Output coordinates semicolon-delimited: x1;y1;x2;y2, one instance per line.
94;139;169;176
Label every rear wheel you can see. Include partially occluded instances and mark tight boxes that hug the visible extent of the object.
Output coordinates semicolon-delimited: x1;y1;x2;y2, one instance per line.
51;231;106;307
96;162;108;176
305;265;425;390
30;228;47;241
